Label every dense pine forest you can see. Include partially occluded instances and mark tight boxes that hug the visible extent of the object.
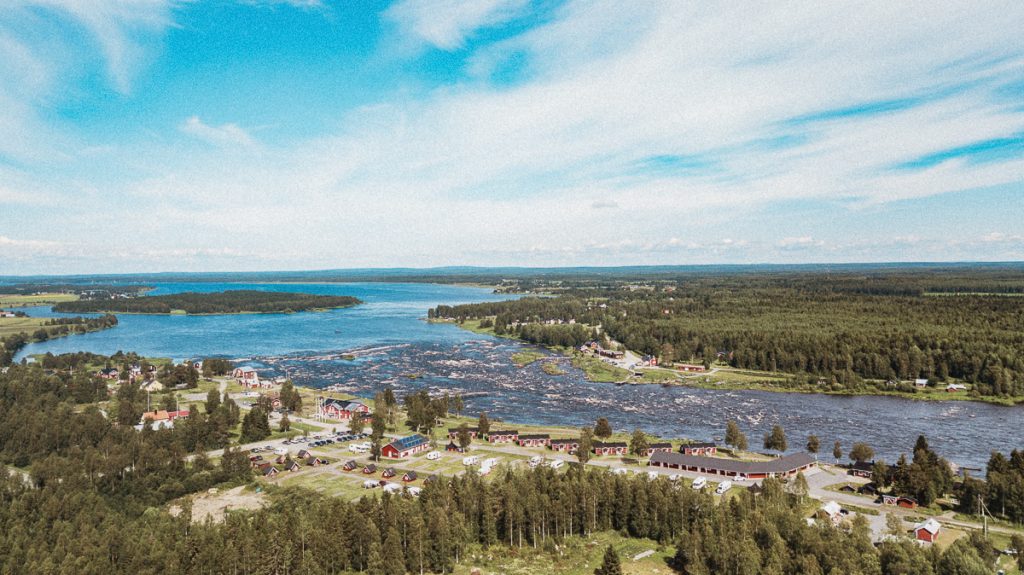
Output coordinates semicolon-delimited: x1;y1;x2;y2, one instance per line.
430;269;1024;398
54;290;361;315
1;356;1022;573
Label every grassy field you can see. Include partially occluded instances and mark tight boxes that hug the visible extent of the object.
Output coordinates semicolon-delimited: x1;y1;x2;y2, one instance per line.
542;361;566;375
511;350;547;367
0;317;51;337
570;354;630;382
0;293;79;307
452;531;674;575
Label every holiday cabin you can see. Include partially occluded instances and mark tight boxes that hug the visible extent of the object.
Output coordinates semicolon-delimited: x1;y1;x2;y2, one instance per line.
381;435;430;459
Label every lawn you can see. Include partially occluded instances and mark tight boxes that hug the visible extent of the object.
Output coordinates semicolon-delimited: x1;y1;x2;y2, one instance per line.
570;354;630;383
0;293;79;307
0;317;51;337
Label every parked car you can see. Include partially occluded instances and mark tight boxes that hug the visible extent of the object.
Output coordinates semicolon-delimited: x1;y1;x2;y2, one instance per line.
692;476;707;490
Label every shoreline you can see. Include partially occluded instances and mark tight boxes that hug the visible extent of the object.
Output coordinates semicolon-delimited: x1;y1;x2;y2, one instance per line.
431;318;1024;407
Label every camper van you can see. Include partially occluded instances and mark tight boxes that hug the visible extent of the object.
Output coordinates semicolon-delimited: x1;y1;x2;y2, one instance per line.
715;480;733;495
548;459;564;469
462;455;480;466
691;476;707;490
529;456;544;467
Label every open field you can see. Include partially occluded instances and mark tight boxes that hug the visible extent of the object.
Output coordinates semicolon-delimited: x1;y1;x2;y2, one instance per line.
0;317;51;337
0;293;78;307
453;532;674;575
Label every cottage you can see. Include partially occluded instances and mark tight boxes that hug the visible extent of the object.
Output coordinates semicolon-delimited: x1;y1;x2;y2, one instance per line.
297;449;312;459
342;460;358;471
98;367;119;379
592;441;628;456
897;497;918;509
649;451;816;479
424;475;439;485
550;438;580;452
882;494;899;506
487;430;519;444
517;433;551;447
402;471;418;482
284;459;302;472
382;434;430;459
643;442;673;457
139;409;190;424
914;378;929;388
381;468;396;478
849;461;874;478
674;363;706;373
680;442;717;456
233;366;262;387
445;441;464;452
821;501;843;523
914;518;941;543
262;466;279;477
305;456;325;467
447;427;479;439
321;398;370;420
362;464;377;474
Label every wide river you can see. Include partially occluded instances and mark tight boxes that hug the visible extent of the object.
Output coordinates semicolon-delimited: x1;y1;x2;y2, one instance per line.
16;281;1022;469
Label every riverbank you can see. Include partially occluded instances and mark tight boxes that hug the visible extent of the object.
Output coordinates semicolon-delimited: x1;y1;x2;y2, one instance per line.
434;318;1024;406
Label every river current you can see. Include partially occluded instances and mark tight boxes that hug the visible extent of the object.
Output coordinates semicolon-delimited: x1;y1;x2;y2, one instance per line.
16;281;1021;469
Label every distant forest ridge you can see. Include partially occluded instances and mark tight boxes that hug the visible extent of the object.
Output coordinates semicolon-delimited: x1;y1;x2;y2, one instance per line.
52;290;361;315
3;261;1024;292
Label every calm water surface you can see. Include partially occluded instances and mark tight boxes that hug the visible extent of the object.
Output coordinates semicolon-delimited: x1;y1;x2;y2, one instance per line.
16;282;1022;469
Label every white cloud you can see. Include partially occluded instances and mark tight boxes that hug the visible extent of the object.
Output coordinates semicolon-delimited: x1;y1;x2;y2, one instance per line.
386;0;529;51
180;116;259;149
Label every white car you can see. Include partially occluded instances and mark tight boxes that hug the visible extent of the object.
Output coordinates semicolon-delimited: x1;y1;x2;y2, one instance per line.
362;480;379;489
548;459;564;469
691;476;707;490
426;451;442;461
715;480;733;495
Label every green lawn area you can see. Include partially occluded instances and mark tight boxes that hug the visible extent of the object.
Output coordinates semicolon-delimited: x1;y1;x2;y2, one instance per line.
570;354;630;383
0;293;79;307
637;368;681;383
0;317;51;337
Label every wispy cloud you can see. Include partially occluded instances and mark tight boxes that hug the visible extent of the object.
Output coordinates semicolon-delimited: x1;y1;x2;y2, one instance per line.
180;116;259;149
386;0;529;51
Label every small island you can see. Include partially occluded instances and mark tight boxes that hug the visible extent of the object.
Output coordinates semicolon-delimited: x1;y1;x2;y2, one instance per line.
53;290;361;315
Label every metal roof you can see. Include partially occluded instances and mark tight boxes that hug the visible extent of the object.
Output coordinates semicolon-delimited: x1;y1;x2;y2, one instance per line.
649;452;816;475
387;434;428;451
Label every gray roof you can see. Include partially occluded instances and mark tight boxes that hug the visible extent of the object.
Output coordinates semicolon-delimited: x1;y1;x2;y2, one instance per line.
649;452;816;475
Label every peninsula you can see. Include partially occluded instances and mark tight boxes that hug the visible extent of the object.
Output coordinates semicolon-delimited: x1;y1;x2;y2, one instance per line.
53;290;362;315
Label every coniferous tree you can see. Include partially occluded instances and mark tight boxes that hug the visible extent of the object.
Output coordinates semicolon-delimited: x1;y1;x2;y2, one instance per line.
477;412;491;436
628;428;649;459
594;545;623;575
806;434;820;455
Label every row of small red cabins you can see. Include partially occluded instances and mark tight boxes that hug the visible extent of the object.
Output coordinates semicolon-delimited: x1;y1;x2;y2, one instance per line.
444;428;720;458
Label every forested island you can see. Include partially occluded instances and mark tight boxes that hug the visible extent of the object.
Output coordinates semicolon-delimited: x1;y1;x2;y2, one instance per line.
430;268;1024;401
53;290;362;315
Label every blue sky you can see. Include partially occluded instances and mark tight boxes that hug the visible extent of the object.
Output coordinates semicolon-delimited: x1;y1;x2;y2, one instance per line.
1;0;1023;274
